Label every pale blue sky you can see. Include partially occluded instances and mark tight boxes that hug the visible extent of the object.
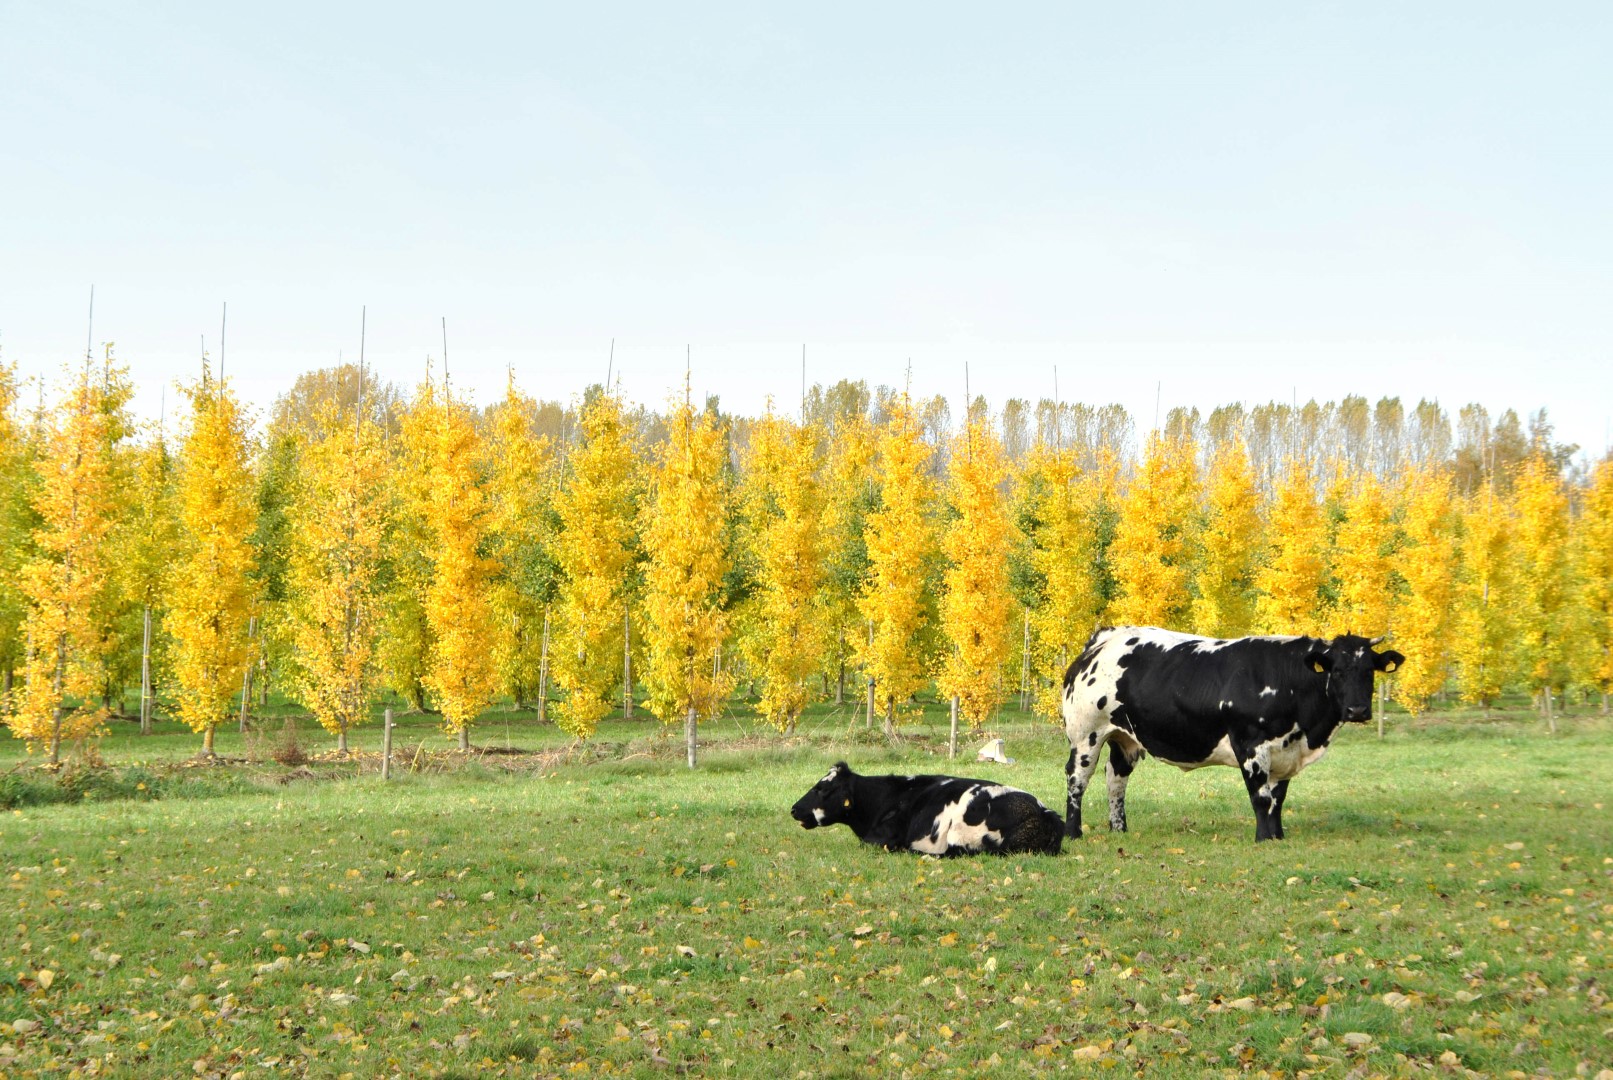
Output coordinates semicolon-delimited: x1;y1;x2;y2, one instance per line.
3;2;1610;454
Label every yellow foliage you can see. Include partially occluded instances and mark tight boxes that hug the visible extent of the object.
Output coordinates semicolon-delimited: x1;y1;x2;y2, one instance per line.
1108;430;1198;628
485;377;555;706
1580;457;1613;695
1024;445;1113;720
1191;438;1260;638
168;374;259;749
938;419;1015;728
403;383;499;738
641;396;732;725
0;358;34;694
855;396;935;730
818;414;878;703
1331;469;1395;636
1254;459;1329;635
552;392;640;739
1451;481;1518;709
9;369;115;759
1511;453;1574;695
286;401;388;744
739;407;825;732
1391;466;1458;714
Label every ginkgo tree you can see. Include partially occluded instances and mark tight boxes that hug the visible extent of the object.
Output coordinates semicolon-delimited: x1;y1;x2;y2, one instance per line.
1331;468;1395;637
1254;458;1329;635
1108;429;1198;628
402;380;498;747
937;414;1014;740
486;376;557;710
1451;479;1518;713
0;357;36;707
857;394;935;737
168;370;259;756
1512;451;1574;728
1391;465;1458;716
126;426;180;733
1021;442;1114;720
9;366;116;763
1190;438;1260;638
1580;456;1613;713
641;388;732;767
285;396;388;751
551;389;640;739
738;405;825;734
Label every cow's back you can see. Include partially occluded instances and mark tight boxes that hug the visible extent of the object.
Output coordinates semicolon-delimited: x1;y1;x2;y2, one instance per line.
1062;627;1302;767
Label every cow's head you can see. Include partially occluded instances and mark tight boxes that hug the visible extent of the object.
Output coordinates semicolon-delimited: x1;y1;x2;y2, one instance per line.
1304;635;1405;722
791;763;856;829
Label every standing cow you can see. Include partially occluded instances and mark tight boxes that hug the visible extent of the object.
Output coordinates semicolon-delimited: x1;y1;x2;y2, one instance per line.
1062;627;1403;842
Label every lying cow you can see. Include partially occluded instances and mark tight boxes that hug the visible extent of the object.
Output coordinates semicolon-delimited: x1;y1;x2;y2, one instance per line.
1062;627;1404;842
791;762;1063;856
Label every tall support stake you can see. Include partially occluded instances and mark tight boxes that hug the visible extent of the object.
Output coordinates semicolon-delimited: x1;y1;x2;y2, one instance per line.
538;605;551;723
949;695;959;758
865;621;876;728
140;605;154;734
381;708;394;780
1019;608;1031;711
238;615;257;732
623;611;634;718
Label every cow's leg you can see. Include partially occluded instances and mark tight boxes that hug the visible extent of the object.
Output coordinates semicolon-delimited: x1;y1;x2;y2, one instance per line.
1236;744;1281;842
1269;780;1291;840
1105;736;1143;832
1064;736;1106;839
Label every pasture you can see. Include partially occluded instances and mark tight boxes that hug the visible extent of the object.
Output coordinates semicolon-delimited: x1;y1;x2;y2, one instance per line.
2;700;1610;1078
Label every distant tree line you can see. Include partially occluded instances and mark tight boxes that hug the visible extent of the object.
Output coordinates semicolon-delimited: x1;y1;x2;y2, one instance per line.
2;350;1608;765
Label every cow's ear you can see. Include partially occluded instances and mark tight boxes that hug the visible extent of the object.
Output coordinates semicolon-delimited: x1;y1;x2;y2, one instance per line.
1304;647;1333;675
1374;650;1404;673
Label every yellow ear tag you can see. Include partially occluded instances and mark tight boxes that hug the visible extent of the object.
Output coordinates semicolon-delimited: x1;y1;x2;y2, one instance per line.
1311;661;1326;674
1383;660;1397;673
843;798;851;807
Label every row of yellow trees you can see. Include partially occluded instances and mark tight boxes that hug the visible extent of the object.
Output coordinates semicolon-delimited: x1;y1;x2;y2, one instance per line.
2;356;1610;765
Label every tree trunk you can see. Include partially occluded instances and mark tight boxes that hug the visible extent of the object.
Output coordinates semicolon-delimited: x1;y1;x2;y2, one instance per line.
882;699;896;742
685;704;698;769
202;723;216;757
49;707;64;767
1544;686;1556;735
538;606;551;724
337;721;348;754
949;695;959;758
140;605;153;734
458;725;470;751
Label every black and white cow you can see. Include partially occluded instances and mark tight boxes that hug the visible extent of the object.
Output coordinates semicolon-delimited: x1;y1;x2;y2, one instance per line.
791;762;1063;856
1062;627;1404;842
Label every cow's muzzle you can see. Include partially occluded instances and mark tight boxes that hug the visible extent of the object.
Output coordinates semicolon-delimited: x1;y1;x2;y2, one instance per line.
1344;705;1370;722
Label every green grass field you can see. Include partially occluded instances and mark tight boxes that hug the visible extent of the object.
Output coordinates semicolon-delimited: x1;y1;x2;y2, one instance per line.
2;696;1610;1078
